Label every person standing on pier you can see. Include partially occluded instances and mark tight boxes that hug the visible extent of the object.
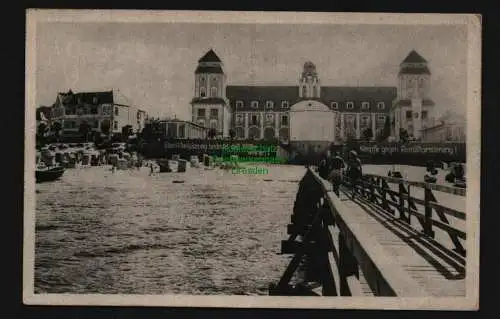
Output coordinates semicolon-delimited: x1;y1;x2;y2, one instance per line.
329;152;345;196
318;149;333;180
346;150;363;197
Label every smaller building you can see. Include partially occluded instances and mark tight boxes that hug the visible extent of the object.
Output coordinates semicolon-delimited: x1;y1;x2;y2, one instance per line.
145;118;208;139
421;112;466;142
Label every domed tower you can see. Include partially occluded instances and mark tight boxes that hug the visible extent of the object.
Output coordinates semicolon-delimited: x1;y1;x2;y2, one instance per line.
299;61;321;99
190;49;231;138
392;50;435;140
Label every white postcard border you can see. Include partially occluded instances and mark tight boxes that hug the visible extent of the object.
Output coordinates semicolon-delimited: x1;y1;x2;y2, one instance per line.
24;9;481;310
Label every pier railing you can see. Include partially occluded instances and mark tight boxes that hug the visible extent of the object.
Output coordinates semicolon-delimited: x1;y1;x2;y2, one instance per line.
269;167;466;296
344;173;466;256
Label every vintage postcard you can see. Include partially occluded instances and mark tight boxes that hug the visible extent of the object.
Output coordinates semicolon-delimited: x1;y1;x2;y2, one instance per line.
24;10;481;310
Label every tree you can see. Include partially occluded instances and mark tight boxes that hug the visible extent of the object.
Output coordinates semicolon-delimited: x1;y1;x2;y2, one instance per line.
376;116;392;142
78;121;92;142
362;128;373;141
229;128;236;140
121;125;133;142
37;122;48;137
101;120;111;139
37;122;49;145
208;128;217;139
50;122;62;142
399;128;409;144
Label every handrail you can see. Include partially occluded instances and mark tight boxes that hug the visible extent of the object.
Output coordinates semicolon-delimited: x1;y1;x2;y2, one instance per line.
346;172;467;256
363;173;466;197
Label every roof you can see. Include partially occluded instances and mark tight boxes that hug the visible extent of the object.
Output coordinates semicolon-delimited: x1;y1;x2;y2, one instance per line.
58;90;114;105
195;65;224;74
393;99;435;108
198;49;222;63
401;50;427;64
226;85;397;112
36;106;52;121
191;97;228;104
399;66;431;75
290;100;330;112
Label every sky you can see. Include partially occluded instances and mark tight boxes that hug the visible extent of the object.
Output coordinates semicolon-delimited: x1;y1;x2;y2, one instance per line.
35;22;467;120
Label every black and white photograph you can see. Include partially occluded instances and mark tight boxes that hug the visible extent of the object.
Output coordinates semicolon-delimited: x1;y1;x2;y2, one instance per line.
24;10;480;310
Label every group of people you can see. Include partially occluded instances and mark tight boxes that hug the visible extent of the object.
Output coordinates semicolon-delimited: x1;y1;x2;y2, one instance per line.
318;149;363;196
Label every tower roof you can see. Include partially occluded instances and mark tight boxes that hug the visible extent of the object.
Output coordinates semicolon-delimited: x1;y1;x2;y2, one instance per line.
198;49;222;63
401;50;427;64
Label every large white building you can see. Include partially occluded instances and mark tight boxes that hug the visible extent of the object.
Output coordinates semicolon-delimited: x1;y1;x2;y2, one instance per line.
190;49;439;148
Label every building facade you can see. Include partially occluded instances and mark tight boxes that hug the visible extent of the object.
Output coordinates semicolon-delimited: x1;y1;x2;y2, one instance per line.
421;112;466;142
391;50;436;140
145;118;208;139
50;90;147;138
191;49;438;145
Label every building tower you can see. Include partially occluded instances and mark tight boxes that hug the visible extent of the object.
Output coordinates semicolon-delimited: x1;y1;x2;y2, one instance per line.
392;50;435;141
190;49;231;137
299;61;321;99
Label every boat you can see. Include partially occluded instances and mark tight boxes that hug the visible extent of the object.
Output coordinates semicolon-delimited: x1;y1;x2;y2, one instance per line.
36;166;65;183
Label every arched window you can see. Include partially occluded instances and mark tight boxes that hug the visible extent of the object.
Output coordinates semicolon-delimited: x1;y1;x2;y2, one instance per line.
200;87;206;97
302;86;308;97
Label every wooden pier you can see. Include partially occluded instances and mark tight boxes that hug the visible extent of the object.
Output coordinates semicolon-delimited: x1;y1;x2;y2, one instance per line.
269;167;466;297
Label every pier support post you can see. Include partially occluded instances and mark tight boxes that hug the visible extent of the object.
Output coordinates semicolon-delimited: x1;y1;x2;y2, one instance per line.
423;187;436;238
338;233;359;296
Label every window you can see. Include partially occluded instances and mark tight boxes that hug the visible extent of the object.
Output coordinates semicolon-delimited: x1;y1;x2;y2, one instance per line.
377;102;385;110
200;87;206;97
236;101;244;108
197;119;206;127
361;115;370;126
362;102;370;110
114;107;119;116
378;115;386;122
331;102;338;109
236;114;244;124
406;111;412;119
251;101;259;108
210;109;218;118
346;102;354;109
266;101;274;109
266;113;274;121
211;87;217;97
197;109;206;117
250;114;259;126
210;120;217;129
302;86;307;97
281;115;288;126
281;101;289;108
422;110;428;119
113;121;118;130
91;106;98;115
